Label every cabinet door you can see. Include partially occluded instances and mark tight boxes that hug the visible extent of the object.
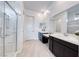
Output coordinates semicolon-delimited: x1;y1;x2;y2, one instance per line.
63;46;78;57
38;32;42;41
53;41;64;57
49;36;53;52
49;38;52;52
42;35;48;43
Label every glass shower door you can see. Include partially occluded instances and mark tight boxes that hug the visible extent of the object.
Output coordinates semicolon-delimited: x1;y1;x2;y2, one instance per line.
0;2;17;57
0;2;4;57
4;2;17;56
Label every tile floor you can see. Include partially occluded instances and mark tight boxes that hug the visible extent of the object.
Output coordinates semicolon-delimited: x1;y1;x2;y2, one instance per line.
17;40;55;57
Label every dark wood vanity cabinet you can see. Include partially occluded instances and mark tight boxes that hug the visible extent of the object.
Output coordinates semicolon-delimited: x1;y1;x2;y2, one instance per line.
38;32;43;41
49;36;78;57
38;32;48;43
42;35;48;43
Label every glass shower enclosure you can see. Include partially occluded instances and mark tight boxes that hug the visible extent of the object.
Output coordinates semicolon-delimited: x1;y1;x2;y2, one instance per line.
0;1;17;57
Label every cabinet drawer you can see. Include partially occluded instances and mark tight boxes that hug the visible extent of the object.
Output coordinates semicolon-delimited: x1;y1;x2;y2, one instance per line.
54;37;78;52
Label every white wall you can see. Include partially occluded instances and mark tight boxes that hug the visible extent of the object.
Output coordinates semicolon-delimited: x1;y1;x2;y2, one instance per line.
16;2;24;55
23;9;40;40
17;14;24;54
34;16;40;40
24;15;35;40
23;14;47;40
49;19;56;33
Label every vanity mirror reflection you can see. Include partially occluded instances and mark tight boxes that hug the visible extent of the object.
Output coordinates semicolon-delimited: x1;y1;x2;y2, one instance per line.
67;4;79;36
52;11;67;34
51;4;79;36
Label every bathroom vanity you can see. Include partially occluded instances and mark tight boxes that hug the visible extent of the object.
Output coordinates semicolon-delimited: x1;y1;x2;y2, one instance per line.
38;32;49;43
49;33;79;57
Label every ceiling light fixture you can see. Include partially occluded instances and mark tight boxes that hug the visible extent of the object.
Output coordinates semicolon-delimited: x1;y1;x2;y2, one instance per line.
43;10;50;16
37;13;43;17
37;10;50;17
74;17;79;20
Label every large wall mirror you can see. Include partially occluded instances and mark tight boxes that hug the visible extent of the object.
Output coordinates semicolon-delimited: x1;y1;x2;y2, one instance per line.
52;12;67;34
51;4;79;35
67;4;79;35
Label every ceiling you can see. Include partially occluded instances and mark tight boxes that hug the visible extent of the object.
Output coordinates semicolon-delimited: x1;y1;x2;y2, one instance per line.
23;1;54;13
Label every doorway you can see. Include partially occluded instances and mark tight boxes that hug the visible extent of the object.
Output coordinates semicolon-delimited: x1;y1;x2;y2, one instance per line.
24;15;35;40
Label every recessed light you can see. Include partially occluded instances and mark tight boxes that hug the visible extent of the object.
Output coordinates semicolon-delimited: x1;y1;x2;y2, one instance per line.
43;10;50;16
74;17;79;20
37;13;43;17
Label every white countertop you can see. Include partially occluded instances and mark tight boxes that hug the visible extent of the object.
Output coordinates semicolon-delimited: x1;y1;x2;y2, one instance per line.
50;33;79;45
43;34;50;37
39;31;49;33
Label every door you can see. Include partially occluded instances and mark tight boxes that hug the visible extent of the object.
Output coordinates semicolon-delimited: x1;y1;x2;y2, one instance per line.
0;2;17;57
0;2;4;56
4;2;17;56
49;36;55;53
53;39;64;57
24;15;35;40
49;36;53;52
